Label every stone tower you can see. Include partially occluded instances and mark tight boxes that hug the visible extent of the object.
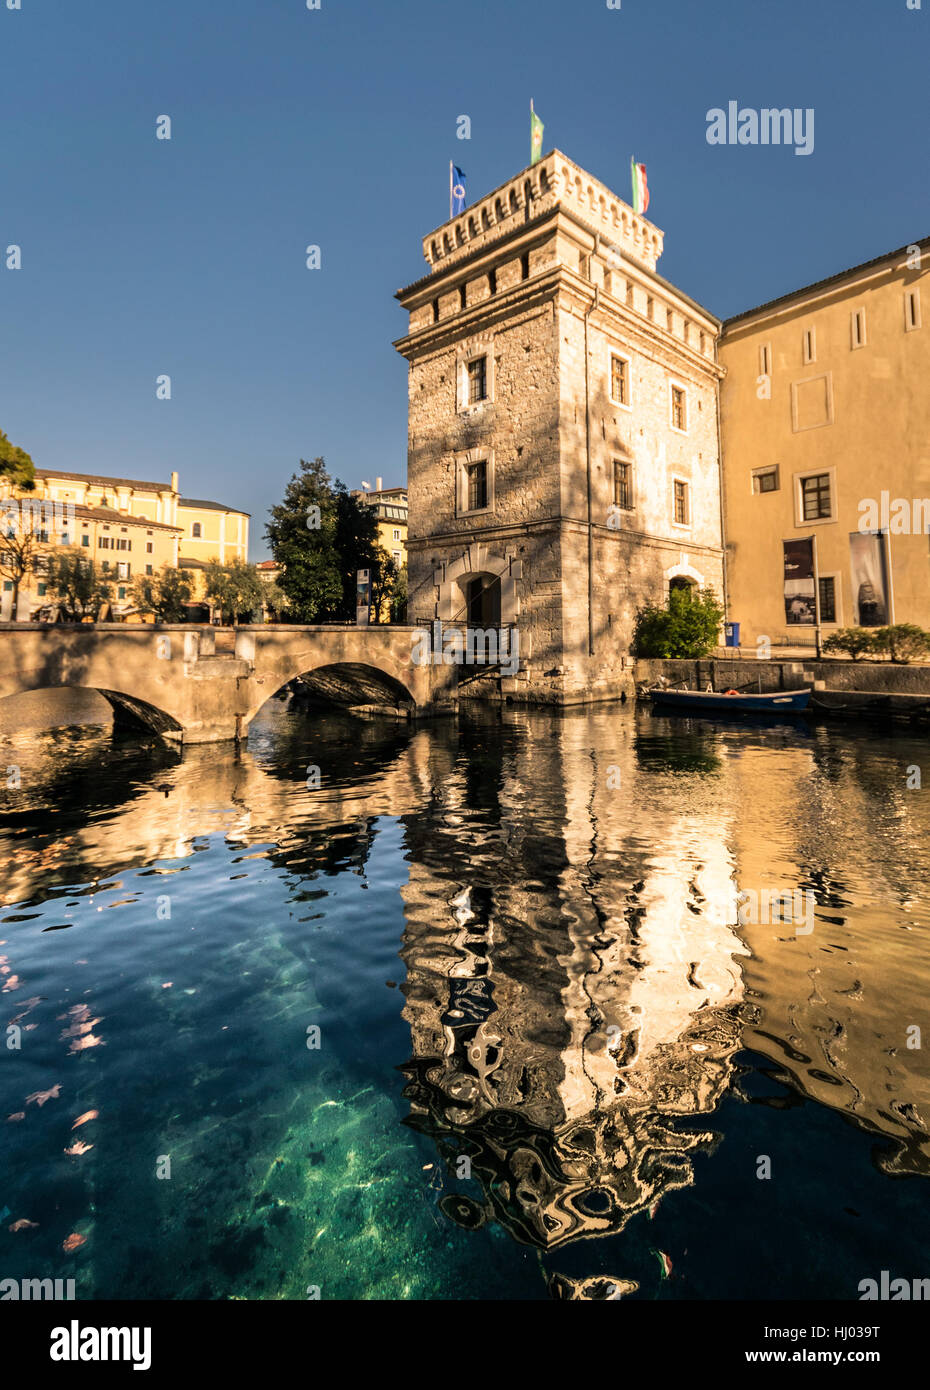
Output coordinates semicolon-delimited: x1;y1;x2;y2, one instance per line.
394;151;725;704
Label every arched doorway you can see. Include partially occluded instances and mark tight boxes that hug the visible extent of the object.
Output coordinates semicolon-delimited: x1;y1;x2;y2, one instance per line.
461;573;501;627
669;575;697;600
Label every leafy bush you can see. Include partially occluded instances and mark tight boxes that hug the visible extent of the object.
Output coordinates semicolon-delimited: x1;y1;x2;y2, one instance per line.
632;587;724;658
130;565;193;622
871;623;930;664
821;627;877;661
46;548;113;622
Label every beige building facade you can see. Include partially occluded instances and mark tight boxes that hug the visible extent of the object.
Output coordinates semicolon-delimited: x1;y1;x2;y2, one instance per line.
395;150;725;704
2;468;249;620
719;238;930;649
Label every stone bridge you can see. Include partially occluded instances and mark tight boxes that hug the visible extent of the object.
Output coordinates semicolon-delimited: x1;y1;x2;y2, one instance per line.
0;623;461;742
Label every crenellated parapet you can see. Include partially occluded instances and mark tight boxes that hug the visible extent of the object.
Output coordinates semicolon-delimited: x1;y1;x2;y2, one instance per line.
421;150;664;275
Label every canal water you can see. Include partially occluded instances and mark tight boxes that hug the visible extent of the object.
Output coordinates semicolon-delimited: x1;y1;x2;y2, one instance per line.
1;695;928;1300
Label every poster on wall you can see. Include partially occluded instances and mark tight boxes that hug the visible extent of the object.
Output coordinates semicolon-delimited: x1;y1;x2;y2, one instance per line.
356;568;371;626
849;532;889;626
783;537;817;624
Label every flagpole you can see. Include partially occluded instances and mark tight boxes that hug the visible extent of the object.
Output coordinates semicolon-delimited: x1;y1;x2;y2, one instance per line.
449;160;453;221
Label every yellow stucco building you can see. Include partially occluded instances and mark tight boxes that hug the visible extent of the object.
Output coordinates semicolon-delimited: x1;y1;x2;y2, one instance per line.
720;237;930;650
351;479;408;572
1;468;249;620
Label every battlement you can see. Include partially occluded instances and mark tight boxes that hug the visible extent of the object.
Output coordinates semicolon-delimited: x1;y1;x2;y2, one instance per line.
422;149;664;275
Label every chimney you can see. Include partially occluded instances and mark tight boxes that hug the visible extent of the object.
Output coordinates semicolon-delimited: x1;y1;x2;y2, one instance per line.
170;470;179;492
376;476;383;493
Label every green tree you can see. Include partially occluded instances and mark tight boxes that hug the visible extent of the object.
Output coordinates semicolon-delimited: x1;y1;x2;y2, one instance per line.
390;563;408;624
130;565;194;622
822;627;877;661
369;545;400;624
870;623;930;664
260;579;289;619
265;458;379;622
203;558;265;624
0;510;40;620
632;586;724;658
0;429;36;491
46;548;113;622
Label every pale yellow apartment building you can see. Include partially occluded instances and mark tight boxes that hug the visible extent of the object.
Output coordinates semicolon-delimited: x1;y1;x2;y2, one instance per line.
351;477;408;572
1;467;249;620
719;237;930;649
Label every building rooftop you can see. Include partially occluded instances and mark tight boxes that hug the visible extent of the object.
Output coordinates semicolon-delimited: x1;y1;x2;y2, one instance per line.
68;504;181;532
36;468;171;492
723;234;930;328
178;497;251;516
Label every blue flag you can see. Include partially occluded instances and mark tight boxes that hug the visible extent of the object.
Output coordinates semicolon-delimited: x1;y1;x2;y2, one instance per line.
451;165;467;216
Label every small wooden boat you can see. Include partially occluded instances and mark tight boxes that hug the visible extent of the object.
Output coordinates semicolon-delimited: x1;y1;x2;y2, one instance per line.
647;686;811;715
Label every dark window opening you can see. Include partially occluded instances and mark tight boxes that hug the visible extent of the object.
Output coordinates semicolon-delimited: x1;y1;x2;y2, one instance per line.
467;357;487;405
819;575;836;623
753;469;778;494
801;473;831;521
613;459;633;511
466;460;489;511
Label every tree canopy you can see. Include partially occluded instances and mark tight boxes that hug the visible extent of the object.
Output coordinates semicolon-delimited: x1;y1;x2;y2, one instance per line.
0;429;36;491
265;458;383;622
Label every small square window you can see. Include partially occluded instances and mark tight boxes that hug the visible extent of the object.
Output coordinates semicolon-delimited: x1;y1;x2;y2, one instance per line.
466;460;489;511
905;289;921;332
753;468;779;494
671;385;687;432
37;583;47;597
610;353;630;406
613;459;633;511
801;472;832;521
467;356;487;405
851;308;866;349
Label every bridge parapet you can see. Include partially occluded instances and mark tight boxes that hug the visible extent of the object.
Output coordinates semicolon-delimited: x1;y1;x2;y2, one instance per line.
0;622;455;742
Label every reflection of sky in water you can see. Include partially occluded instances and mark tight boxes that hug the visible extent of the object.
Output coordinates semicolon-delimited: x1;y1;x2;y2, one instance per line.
0;700;929;1300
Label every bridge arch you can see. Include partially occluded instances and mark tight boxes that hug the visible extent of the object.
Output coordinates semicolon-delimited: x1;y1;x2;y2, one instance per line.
244;658;419;732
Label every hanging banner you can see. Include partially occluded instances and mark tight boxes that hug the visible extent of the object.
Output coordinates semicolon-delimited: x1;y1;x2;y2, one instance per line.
849;532;889;626
356;568;371;627
783;537;816;624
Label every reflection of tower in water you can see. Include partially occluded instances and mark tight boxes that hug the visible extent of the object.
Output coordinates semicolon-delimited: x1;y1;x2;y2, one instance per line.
399;717;748;1255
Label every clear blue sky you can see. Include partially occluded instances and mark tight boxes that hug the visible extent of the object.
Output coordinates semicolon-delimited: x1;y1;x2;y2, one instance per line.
2;0;927;557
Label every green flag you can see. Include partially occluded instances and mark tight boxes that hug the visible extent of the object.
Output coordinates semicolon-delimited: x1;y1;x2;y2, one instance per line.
530;102;544;164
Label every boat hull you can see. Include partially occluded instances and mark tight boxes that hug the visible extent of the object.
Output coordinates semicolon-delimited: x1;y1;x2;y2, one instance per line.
649;688;811;714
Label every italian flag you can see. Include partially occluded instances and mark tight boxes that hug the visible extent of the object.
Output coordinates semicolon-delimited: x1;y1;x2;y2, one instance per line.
631;157;649;215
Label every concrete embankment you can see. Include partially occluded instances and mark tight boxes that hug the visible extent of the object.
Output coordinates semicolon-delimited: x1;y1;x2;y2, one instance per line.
634;656;930;724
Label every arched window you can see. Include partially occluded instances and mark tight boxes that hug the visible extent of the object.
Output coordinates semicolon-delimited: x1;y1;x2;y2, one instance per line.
192;522;202;538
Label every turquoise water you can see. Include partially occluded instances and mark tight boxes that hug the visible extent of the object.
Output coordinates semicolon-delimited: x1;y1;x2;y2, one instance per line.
1;699;929;1300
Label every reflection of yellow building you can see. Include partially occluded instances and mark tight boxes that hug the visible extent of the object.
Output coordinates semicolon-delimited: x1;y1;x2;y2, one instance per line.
2;468;249;620
720;238;930;648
